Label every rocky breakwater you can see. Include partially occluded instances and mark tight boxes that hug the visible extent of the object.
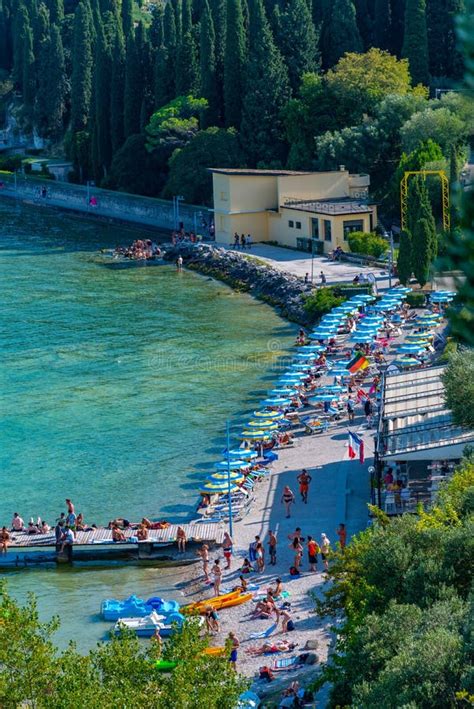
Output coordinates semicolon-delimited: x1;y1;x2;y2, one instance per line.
163;243;314;325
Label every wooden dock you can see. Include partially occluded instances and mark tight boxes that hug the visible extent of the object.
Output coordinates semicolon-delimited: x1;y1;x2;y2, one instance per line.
8;522;226;549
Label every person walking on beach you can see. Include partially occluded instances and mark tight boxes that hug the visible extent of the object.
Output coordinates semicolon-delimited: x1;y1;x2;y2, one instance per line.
255;541;265;572
268;530;277;565
228;632;240;670
297;469;312;504
176;255;183;271
320;271;326;285
176;526;186;553
291;537;303;572
364;397;374;427
222;531;233;570
281;486;295;518
212;559;222;595
246;234;252;249
307;535;320;572
320;533;330;571
336;523;347;549
347;396;355;422
198;543;210;581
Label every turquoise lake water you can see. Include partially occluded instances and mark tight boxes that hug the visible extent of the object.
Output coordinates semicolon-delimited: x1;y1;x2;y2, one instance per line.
0;200;294;649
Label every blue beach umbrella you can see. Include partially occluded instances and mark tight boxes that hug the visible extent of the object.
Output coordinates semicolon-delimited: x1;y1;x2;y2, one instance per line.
298;344;325;352
350;294;375;302
294;352;314;360
215;460;249;470
289;363;312;371
349;334;375;343
200;481;241;494
397;344;427;354
279;372;306;380
227;448;259;458
261;397;292;407
392;357;421;368
357;321;382;330
320;384;345;393
311;393;339;402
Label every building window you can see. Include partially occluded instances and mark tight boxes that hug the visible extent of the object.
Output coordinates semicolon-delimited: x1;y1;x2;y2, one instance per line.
343;219;364;240
324;220;332;242
311;218;319;239
295;221;301;229
288;220;294;228
220;191;228;201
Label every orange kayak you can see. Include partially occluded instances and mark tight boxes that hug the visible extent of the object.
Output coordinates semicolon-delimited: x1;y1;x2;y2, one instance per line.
213;592;253;610
202;646;226;656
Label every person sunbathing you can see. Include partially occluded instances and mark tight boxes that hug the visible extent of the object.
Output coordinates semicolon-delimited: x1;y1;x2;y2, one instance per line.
241;558;254;574
111;525;126;542
252;599;274;619
137;525;149;541
246;640;296;656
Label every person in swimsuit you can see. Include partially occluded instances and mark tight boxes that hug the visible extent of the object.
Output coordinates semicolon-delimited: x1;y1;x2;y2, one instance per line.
212;559;222;595
307;535;320;572
255;542;265;572
176;526;186;553
281;486;295;518
336;523;347;549
204;606;220;633
228;632;240;670
0;527;10;553
222;531;233;569
268;530;277;565
320;533;331;571
297;469;312;504
198;543;210;581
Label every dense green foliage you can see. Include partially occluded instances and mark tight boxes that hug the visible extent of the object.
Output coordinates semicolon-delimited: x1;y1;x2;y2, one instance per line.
347;230;389;258
303;287;345;321
442;350;474;429
318;458;474;708
0;0;470;206
0;585;246;707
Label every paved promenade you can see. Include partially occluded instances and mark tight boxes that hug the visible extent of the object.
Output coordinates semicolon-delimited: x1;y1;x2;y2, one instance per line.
215;241;391;290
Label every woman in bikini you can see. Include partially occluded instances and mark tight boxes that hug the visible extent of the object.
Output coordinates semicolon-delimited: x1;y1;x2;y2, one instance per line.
281;486;295;518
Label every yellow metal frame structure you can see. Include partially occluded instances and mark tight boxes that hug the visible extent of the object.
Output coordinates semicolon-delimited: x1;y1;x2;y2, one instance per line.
400;170;450;233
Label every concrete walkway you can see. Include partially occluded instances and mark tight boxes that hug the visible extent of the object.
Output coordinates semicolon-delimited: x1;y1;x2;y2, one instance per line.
215;241;391;290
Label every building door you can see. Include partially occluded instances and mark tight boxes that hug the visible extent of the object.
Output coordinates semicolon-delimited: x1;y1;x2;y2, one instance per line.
311;218;320;239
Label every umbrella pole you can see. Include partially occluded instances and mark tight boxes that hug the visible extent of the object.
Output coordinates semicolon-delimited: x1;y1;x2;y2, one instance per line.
226;420;233;538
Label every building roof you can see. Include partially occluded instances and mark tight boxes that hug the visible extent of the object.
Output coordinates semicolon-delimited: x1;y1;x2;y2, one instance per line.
208;168;316;176
378;365;474;461
283;197;373;216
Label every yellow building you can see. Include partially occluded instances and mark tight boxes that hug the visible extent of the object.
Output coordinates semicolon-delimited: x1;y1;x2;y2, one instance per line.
210;167;378;254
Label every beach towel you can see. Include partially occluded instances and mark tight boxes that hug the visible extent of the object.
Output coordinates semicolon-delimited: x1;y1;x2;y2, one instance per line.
249;623;277;640
270;656;302;672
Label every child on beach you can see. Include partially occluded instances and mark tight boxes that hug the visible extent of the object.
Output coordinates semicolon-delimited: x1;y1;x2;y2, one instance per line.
198;543;210;581
241;558;254;574
212;559;222;595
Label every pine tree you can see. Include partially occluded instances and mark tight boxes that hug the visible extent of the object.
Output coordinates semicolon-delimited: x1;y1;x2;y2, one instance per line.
412;217;433;286
224;0;246;127
402;0;429;85
373;0;391;50
397;229;412;285
110;29;125;152
320;0;362;69
121;0;133;37
71;0;93;131
200;0;218;125
176;29;198;94
273;0;319;93
22;20;36;115
240;0;291;165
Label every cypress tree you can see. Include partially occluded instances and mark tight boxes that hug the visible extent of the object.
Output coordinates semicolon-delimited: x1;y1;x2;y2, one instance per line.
0;0;10;70
445;0;465;78
22;20;36;115
353;0;373;49
397;229;413;285
320;0;362;69
164;1;177;47
92;23;112;179
154;44;174;108
137;22;153;129
121;0;133;37
200;0;218;125
71;0;93;131
13;5;30;87
240;0;291;165
33;1;50;57
176;29;198;94
110;29;125;152
162;1;177;96
412;217;433;286
209;0;226;121
373;0;391;50
46;0;64;24
172;0;182;38
402;0;429;85
149;3;164;48
124;30;142;137
224;0;246;128
274;0;319;93
390;0;406;55
427;0;447;76
182;0;192;33
36;23;66;137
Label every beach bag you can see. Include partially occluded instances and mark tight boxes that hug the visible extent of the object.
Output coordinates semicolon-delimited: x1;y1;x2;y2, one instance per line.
286;620;295;632
289;566;300;576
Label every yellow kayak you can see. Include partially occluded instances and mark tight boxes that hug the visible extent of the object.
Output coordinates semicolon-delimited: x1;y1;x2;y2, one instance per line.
182;589;240;614
213;592;253;610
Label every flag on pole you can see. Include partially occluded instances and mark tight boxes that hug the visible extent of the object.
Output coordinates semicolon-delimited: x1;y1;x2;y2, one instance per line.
346;354;370;373
348;430;365;463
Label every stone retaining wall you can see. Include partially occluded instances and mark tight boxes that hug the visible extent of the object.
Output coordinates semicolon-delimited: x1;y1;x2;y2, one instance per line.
163;243;314;325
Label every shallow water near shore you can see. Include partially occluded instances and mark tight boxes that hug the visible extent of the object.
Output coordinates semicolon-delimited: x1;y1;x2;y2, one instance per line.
0;200;294;650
